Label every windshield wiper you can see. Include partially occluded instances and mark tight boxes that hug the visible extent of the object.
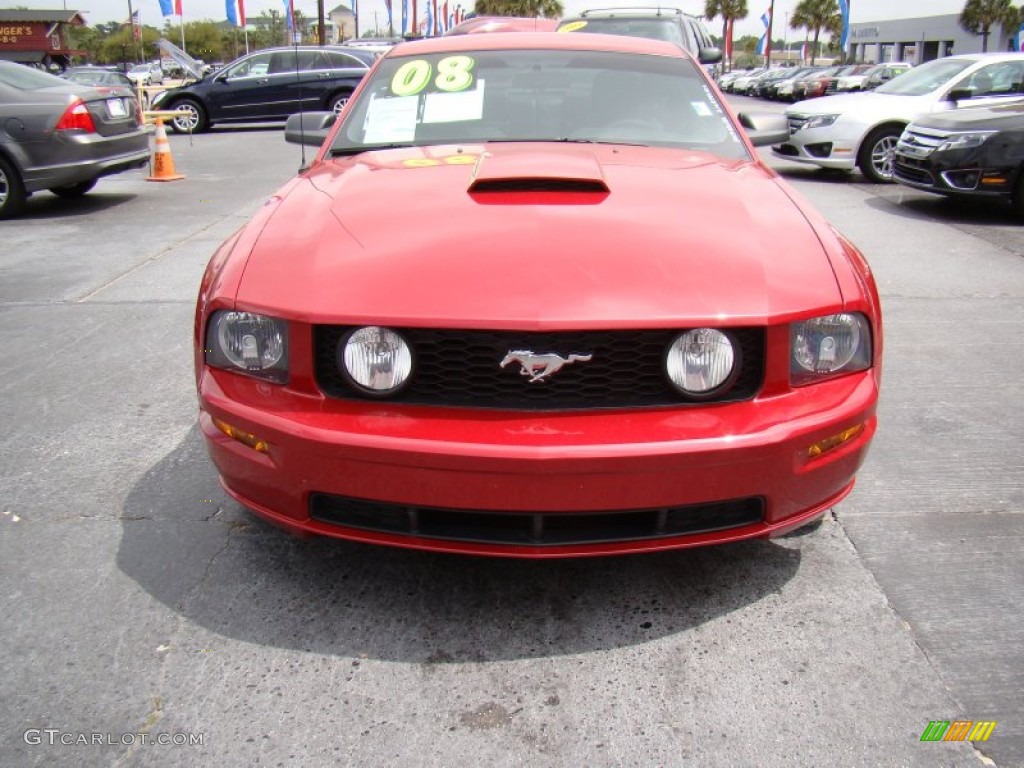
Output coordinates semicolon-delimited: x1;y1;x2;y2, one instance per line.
329;144;413;156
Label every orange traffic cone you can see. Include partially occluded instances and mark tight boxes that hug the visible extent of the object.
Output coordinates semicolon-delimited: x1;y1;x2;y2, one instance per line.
147;118;185;182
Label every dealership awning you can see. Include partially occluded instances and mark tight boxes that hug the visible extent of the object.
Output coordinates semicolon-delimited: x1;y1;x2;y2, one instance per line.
0;50;45;63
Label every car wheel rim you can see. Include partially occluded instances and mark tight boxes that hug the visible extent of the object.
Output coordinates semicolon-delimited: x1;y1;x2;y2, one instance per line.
0;169;7;206
174;105;199;131
332;97;348;115
872;136;898;180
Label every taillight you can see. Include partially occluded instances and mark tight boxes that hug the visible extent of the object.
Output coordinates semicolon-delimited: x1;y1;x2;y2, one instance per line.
55;98;96;132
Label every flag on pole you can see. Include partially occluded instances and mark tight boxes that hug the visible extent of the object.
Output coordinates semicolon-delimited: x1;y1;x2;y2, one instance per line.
238;0;245;26
131;9;140;39
226;0;237;26
755;8;770;55
384;0;393;32
175;0;183;15
159;0;174;17
284;0;293;30
839;0;850;51
724;17;732;61
800;41;807;60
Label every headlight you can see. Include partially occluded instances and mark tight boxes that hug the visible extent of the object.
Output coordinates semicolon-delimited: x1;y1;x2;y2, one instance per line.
800;114;840;131
790;313;871;386
150;90;168;108
936;131;997;152
206;311;288;383
341;326;412;395
665;329;736;396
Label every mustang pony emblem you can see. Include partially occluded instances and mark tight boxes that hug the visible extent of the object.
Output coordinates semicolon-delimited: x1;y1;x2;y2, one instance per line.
500;351;593;383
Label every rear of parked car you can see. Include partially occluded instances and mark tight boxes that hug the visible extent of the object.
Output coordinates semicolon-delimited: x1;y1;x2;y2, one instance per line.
0;61;151;219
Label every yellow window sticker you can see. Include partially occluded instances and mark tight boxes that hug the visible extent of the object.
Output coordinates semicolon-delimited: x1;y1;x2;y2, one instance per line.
557;21;588;33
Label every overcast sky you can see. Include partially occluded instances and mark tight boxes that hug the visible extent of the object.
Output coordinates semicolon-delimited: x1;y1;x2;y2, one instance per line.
27;0;970;41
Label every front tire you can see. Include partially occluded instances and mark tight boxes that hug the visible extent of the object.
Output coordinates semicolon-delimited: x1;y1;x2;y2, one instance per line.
329;90;353;116
49;179;97;198
168;98;209;133
0;154;26;220
858;125;903;183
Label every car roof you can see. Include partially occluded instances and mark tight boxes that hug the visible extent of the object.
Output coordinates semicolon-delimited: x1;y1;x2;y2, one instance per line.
386;30;690;58
571;6;701;19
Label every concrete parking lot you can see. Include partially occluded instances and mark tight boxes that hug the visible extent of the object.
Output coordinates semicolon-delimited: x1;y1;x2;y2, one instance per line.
1;116;1021;767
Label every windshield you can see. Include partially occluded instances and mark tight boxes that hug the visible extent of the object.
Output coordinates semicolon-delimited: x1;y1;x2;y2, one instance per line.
558;19;686;48
875;58;971;95
331;48;748;160
129;65;150;73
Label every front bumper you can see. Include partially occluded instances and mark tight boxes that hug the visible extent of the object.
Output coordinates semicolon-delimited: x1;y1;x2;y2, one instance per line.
773;121;864;171
198;367;878;558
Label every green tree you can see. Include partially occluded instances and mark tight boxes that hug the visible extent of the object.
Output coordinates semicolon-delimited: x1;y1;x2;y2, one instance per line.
704;0;748;70
959;0;1018;52
472;0;564;18
790;0;841;65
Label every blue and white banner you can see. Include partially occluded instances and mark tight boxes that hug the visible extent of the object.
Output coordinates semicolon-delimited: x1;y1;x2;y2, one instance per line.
158;0;174;17
756;7;770;56
839;0;850;51
226;0;237;26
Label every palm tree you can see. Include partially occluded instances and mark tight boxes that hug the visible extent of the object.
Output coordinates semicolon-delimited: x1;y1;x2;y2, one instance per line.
959;0;1018;52
473;0;564;17
704;0;749;71
790;0;841;65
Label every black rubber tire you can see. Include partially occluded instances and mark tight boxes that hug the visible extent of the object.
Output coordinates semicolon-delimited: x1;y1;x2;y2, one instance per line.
49;179;97;198
0;154;26;220
857;125;903;183
1012;170;1024;220
328;90;353;116
168;97;209;133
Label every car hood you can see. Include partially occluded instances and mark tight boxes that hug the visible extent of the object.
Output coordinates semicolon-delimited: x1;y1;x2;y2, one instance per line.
789;91;933;119
909;101;1024;131
236;144;841;327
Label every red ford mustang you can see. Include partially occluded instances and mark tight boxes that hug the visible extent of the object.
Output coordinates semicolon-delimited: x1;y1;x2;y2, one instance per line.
194;33;882;558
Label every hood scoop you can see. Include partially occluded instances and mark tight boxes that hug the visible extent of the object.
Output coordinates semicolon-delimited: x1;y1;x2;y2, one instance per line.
468;150;609;196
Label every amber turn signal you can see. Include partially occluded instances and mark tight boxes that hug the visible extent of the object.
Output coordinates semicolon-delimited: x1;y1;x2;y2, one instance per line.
807;424;864;459
212;417;270;453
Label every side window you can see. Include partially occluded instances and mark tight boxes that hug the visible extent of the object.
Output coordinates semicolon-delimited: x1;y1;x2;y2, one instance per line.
226;53;271;79
327;52;368;70
962;64;1002;97
985;61;1024;94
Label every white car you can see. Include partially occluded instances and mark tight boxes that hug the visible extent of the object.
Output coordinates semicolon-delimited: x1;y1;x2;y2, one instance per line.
126;62;163;87
774;53;1024;182
834;62;913;92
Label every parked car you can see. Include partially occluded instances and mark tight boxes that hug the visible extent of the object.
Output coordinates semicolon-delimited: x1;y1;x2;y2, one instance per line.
62;66;134;89
445;16;559;34
193;32;881;557
729;67;769;94
833;61;912;93
764;66;822;100
126;62;164;86
0;61;150;219
150;46;373;133
556;7;722;65
893;101;1024;215
796;65;865;100
775;53;1024;182
824;63;874;94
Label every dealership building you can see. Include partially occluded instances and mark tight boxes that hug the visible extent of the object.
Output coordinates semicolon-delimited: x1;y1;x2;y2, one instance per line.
848;13;1016;64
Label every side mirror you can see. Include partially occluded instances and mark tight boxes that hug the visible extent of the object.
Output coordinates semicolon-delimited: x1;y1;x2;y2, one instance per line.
947;88;973;102
285;111;337;146
698;47;723;65
738;112;790;147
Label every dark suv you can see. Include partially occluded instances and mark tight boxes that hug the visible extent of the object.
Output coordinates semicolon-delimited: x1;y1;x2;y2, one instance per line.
151;46;376;133
557;7;722;65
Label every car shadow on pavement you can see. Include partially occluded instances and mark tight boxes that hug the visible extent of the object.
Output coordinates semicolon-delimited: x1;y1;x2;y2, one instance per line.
117;426;802;663
17;192;138;220
863;191;1021;225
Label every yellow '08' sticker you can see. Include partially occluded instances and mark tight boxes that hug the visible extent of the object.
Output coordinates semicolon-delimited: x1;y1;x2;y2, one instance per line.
391;56;475;96
557;21;588;32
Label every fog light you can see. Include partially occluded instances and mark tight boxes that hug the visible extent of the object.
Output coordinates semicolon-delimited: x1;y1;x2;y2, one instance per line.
212;417;270;453
807;424;863;459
